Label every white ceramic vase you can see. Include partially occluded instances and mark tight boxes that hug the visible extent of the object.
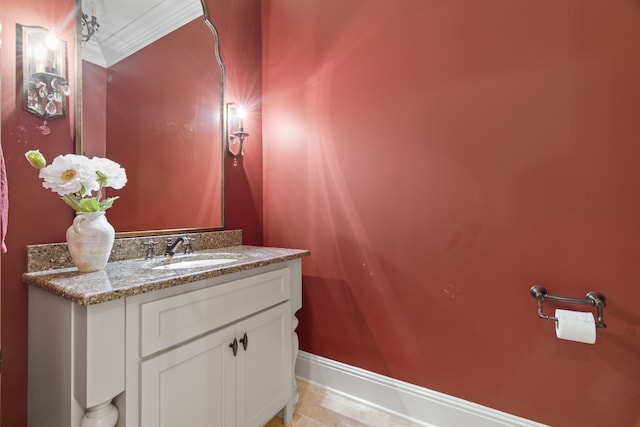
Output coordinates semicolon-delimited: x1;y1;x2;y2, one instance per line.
66;211;115;272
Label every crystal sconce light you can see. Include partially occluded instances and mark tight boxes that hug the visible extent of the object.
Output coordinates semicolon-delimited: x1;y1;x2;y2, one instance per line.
17;25;70;121
227;103;250;167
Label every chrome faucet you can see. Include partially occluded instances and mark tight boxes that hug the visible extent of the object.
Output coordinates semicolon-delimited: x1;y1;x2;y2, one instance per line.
165;237;184;256
143;240;158;259
183;236;194;254
165;236;194;256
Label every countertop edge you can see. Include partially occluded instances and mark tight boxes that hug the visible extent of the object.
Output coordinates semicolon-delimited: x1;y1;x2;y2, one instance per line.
23;247;310;306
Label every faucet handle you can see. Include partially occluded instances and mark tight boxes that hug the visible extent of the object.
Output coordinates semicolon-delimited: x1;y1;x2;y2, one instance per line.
183;236;194;254
143;240;158;259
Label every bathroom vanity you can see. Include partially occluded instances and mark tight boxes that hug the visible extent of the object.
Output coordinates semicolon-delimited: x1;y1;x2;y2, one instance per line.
22;231;309;427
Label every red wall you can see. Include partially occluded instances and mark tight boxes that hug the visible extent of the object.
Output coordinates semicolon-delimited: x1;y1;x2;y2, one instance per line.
262;1;640;426
81;61;106;157
0;0;76;425
215;0;264;245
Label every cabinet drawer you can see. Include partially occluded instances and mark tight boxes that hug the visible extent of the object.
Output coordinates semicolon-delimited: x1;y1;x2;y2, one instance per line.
139;267;290;357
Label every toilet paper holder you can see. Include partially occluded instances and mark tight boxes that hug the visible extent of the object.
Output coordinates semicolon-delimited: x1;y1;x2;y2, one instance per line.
530;285;607;328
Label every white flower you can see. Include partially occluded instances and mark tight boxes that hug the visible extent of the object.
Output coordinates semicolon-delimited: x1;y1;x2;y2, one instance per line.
92;157;127;190
39;154;98;196
27;152;128;212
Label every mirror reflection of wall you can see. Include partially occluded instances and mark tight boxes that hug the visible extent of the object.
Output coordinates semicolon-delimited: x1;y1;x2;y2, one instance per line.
79;0;224;234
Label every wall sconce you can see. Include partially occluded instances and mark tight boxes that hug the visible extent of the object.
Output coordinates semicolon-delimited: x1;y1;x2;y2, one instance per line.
81;8;100;43
227;103;249;167
17;25;69;120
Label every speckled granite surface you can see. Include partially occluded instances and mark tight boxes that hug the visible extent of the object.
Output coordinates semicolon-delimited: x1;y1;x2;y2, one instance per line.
23;230;309;306
26;230;243;273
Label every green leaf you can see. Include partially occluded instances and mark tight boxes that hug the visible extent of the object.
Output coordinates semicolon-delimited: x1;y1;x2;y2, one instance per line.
96;170;108;187
98;196;119;211
77;198;102;212
61;196;81;211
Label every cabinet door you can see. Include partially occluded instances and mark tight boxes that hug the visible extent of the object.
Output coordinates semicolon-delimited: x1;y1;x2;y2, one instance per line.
140;326;236;427
236;302;292;427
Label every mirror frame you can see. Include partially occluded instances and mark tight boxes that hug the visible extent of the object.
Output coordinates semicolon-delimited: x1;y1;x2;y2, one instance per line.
74;0;227;238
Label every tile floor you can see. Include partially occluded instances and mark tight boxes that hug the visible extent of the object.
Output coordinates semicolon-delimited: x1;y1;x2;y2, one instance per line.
264;381;420;427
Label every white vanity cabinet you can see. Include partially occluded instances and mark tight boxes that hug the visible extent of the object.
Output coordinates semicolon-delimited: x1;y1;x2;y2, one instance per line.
126;266;294;427
28;258;303;427
139;303;290;427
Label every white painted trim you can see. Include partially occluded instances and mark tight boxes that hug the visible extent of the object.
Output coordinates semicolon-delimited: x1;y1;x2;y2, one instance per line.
81;40;106;68
83;0;202;67
295;351;549;427
100;0;201;67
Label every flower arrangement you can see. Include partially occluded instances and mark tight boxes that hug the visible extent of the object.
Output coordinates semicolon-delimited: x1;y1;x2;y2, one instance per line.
25;150;127;212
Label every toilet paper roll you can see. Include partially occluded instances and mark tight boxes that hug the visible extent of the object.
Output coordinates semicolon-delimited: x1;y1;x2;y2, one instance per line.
555;309;596;344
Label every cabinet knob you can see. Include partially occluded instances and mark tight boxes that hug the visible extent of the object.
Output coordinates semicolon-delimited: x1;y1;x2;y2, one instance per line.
240;332;248;351
229;338;238;356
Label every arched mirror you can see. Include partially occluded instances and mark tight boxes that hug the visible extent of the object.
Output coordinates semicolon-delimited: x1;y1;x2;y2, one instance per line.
77;0;225;236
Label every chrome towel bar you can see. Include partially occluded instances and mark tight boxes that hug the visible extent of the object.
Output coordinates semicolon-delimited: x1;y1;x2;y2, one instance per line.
530;285;607;328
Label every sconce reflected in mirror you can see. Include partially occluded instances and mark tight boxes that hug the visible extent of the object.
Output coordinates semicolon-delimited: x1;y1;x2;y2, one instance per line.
81;8;100;43
227;102;249;167
17;24;69;120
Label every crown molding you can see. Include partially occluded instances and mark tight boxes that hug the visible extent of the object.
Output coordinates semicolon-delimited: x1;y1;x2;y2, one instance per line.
83;0;202;68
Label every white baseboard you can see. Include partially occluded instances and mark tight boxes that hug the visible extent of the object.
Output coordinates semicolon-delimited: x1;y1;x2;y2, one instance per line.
295;351;548;427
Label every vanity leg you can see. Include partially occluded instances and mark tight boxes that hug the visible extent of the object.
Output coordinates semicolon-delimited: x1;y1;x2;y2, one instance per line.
283;400;294;424
80;400;118;427
292;330;299;404
284;314;300;425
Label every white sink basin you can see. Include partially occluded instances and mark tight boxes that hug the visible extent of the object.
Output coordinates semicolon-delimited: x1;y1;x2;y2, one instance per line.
150;256;238;270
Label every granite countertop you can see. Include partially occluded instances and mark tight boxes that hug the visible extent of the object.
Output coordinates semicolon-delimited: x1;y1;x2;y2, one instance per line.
22;245;310;306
